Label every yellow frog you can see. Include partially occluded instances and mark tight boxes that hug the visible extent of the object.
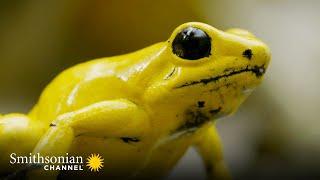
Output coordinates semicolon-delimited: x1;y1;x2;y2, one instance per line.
0;22;270;179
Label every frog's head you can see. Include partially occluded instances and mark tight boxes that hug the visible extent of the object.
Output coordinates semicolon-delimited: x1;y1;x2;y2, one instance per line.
143;22;270;121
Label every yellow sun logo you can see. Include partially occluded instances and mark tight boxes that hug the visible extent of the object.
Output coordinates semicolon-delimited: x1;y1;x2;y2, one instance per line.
86;153;104;172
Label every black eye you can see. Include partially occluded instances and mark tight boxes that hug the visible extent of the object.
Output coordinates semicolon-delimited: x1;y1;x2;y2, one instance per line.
172;27;211;60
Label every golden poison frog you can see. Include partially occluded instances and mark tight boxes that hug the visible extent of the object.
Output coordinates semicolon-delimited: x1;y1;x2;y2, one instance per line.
0;22;270;179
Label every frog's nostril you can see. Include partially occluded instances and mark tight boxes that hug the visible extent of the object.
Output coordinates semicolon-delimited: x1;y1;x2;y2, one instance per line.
242;49;253;60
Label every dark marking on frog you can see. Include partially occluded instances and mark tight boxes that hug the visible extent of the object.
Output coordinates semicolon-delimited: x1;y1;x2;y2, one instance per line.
75;133;87;138
197;101;205;108
176;110;210;133
165;67;176;80
49;123;56;127
121;137;140;143
243;49;253;60
209;107;222;115
175;65;265;88
251;65;265;77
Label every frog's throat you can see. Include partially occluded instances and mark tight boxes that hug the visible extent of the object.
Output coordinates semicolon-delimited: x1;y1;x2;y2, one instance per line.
174;65;265;88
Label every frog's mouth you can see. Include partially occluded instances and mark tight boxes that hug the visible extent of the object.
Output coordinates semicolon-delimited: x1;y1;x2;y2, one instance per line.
175;65;265;88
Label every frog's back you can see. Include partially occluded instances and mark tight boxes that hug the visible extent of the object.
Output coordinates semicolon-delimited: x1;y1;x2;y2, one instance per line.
29;42;165;124
28;58;120;124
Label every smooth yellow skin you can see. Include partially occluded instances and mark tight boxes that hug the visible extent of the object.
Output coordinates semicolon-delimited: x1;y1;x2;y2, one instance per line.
0;22;270;179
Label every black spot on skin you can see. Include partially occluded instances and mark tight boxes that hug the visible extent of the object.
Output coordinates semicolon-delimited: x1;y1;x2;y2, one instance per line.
251;65;265;77
164;67;176;80
49;123;56;127
176;110;210;133
209;107;221;115
75;133;86;138
175;65;265;88
197;101;205;108
243;49;253;60
121;137;140;143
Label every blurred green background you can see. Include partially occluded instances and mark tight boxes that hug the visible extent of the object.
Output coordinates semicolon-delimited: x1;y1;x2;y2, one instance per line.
0;0;319;179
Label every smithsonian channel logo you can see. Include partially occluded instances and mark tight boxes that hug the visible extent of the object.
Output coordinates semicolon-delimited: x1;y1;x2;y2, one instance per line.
9;153;104;172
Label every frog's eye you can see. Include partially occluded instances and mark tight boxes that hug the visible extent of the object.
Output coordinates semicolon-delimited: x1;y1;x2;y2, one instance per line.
172;27;211;60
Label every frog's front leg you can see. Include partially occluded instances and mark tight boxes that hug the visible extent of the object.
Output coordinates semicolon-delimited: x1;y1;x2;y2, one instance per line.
29;99;150;178
193;124;231;180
